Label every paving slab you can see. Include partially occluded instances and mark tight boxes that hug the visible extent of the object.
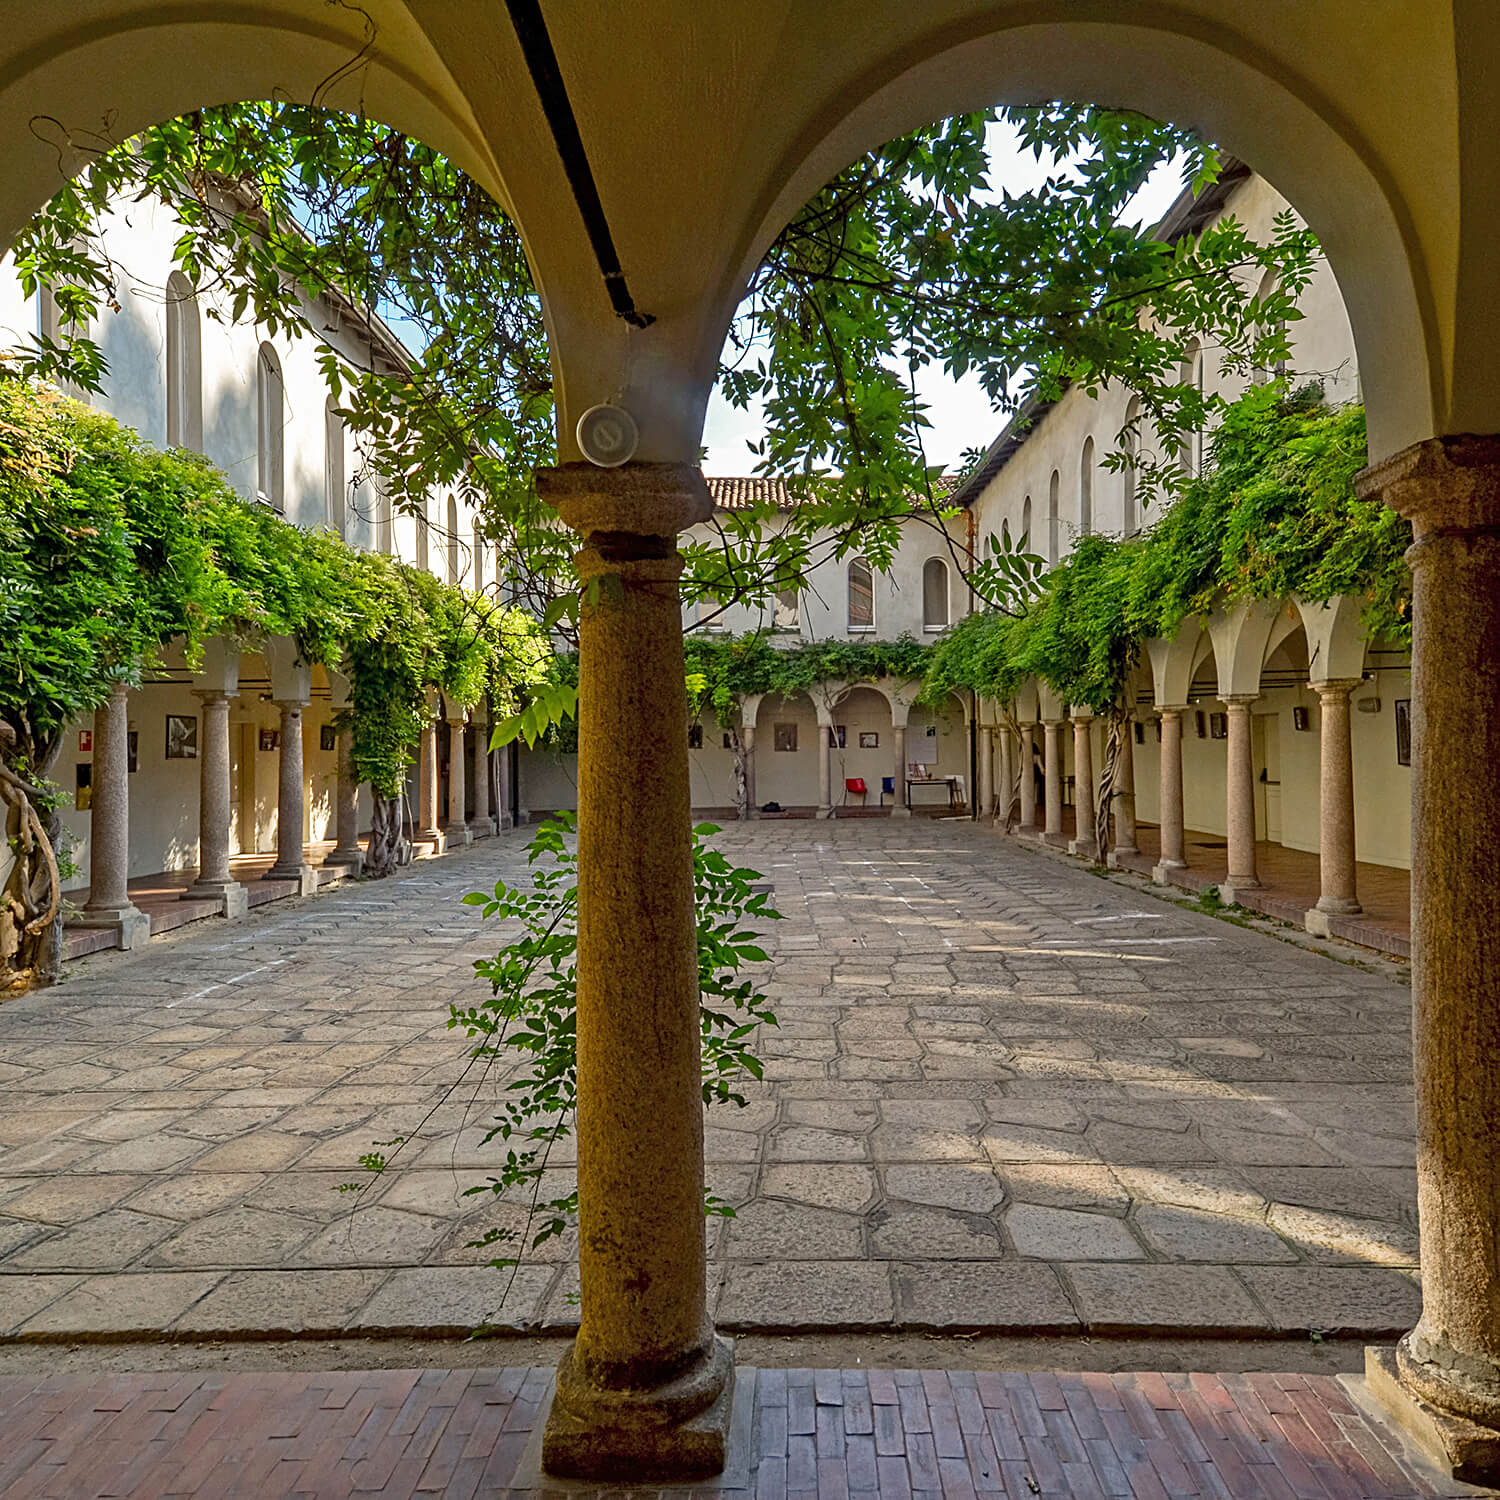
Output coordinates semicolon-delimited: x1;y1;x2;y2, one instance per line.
0;821;1423;1342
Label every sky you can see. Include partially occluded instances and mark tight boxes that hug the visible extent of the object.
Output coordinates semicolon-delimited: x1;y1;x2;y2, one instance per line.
700;117;1189;479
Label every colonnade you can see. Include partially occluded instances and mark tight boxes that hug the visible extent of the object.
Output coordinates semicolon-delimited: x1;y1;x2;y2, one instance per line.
72;642;502;951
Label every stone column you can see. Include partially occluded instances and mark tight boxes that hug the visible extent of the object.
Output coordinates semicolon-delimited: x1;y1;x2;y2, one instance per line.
268;701;316;894
1042;719;1064;840
891;724;910;817
471;719;493;835
538;462;732;1480
77;681;150;948
326;726;364;874
1018;723;1037;830
1153;706;1187;881
1355;439;1500;1481
496;739;514;830
977;724;995;820
996;725;1014;826
444;714;471;845
1221;694;1260;902
1069;710;1099;859
740;724;757;818
1112;714;1138;858
817;721;832;817
417;720;441;843
184;690;248;915
1304;679;1362;933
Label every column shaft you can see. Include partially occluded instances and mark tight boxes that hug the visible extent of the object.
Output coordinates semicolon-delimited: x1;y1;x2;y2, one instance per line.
1313;680;1361;915
740;725;756;818
268;701;311;885
540;462;730;1480
332;726;362;863
817;723;832;816
418;722;440;839
185;691;246;909
1223;696;1260;893
1043;720;1064;839
891;725;909;817
1113;715;1138;855
977;725;995;819
472;721;492;832
496;739;514;830
82;682;138;918
1070;715;1098;858
1018;724;1037;829
996;726;1014;825
1155;707;1187;873
444;718;469;841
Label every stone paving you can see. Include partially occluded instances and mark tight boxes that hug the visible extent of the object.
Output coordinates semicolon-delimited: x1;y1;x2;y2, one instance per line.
0;821;1420;1342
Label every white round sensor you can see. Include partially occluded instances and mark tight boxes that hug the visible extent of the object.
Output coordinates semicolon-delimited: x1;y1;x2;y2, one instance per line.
575;403;639;468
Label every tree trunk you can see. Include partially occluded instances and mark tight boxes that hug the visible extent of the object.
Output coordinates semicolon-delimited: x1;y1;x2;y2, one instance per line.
2;733;64;990
728;727;748;822
364;793;409;878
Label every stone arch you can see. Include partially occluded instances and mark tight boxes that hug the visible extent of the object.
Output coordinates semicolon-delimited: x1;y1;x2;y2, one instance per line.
1208;599;1281;698
1146;623;1211;708
1296;594;1370;684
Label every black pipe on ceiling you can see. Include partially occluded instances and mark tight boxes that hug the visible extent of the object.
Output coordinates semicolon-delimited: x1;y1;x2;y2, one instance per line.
505;0;655;330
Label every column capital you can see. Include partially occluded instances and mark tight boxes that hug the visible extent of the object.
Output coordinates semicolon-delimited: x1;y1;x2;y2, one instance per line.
1069;706;1095;723
1310;677;1363;698
1357;433;1500;535
191;687;232;706
539;461;713;541
1154;703;1187;716
271;697;308;712
1221;693;1259;709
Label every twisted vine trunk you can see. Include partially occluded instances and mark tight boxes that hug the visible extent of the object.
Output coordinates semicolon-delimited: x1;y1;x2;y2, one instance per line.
1;734;64;991
364;793;411;879
728;727;748;821
1095;705;1128;862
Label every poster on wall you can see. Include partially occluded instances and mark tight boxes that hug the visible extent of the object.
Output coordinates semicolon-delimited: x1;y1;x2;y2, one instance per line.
859;731;879;749
165;714;198;759
75;763;92;811
319;724;337;752
1395;699;1412;765
774;723;797;752
259;728;280;753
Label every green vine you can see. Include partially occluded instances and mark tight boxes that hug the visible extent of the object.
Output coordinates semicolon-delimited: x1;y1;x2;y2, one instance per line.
924;385;1408;712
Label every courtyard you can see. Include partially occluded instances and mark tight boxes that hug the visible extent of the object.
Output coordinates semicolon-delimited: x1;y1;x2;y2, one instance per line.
0;820;1419;1347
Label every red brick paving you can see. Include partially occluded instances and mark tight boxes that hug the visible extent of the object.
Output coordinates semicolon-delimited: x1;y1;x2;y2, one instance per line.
0;1365;1456;1497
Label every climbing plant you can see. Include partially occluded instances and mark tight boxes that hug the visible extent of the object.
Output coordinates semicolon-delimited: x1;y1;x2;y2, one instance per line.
923;385;1407;717
0;376;546;982
352;814;781;1304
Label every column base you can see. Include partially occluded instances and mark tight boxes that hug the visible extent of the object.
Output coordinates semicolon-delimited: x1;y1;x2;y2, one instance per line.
73;905;152;950
816;805;833;820
890;805;911;819
1219;879;1259;906
1105;847;1138;869
1364;1344;1500;1486
325;848;365;876
442;825;474;847
267;865;319;897
467;818;495;839
415;829;445;853
1152;859;1186;885
1068;837;1100;859
542;1337;735;1483
183;881;249;919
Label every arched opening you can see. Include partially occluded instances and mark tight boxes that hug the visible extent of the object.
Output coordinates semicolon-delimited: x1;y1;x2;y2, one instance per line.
1020;494;1032;550
1179;337;1204;476
473;523;486;591
1046;470;1060;563
164;271;201;451
324;397;345;539
1122;396;1143;536
847;556;875;631
255;342;284;512
446;496;460;584
1079;434;1095;535
415;500;430;573
922;556;949;631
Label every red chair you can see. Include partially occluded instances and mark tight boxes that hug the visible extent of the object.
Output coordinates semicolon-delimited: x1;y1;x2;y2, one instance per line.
844;777;868;806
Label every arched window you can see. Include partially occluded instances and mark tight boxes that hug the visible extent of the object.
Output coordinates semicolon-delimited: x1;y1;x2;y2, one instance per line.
1020;495;1032;551
847;557;875;630
255;343;284;511
376;482;393;555
447;497;461;583
1079;436;1095;535
1046;471;1060;563
415;501;430;572
1180;338;1204;476
1122;396;1142;537
473;524;486;591
922;557;949;631
1255;269;1287;382
165;272;201;451
324;398;346;538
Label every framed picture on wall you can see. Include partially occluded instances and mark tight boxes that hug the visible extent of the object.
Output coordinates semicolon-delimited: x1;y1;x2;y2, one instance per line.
319;723;337;752
774;723;798;752
687;723;703;749
165;713;198;760
1293;705;1311;731
1195;710;1207;738
1209;712;1228;740
1395;698;1412;765
127;731;138;773
75;763;92;811
829;725;847;749
859;731;879;749
1133;721;1145;744
259;728;280;753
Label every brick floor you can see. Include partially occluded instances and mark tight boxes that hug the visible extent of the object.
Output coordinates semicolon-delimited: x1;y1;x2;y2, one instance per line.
1;821;1420;1343
0;1363;1469;1497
